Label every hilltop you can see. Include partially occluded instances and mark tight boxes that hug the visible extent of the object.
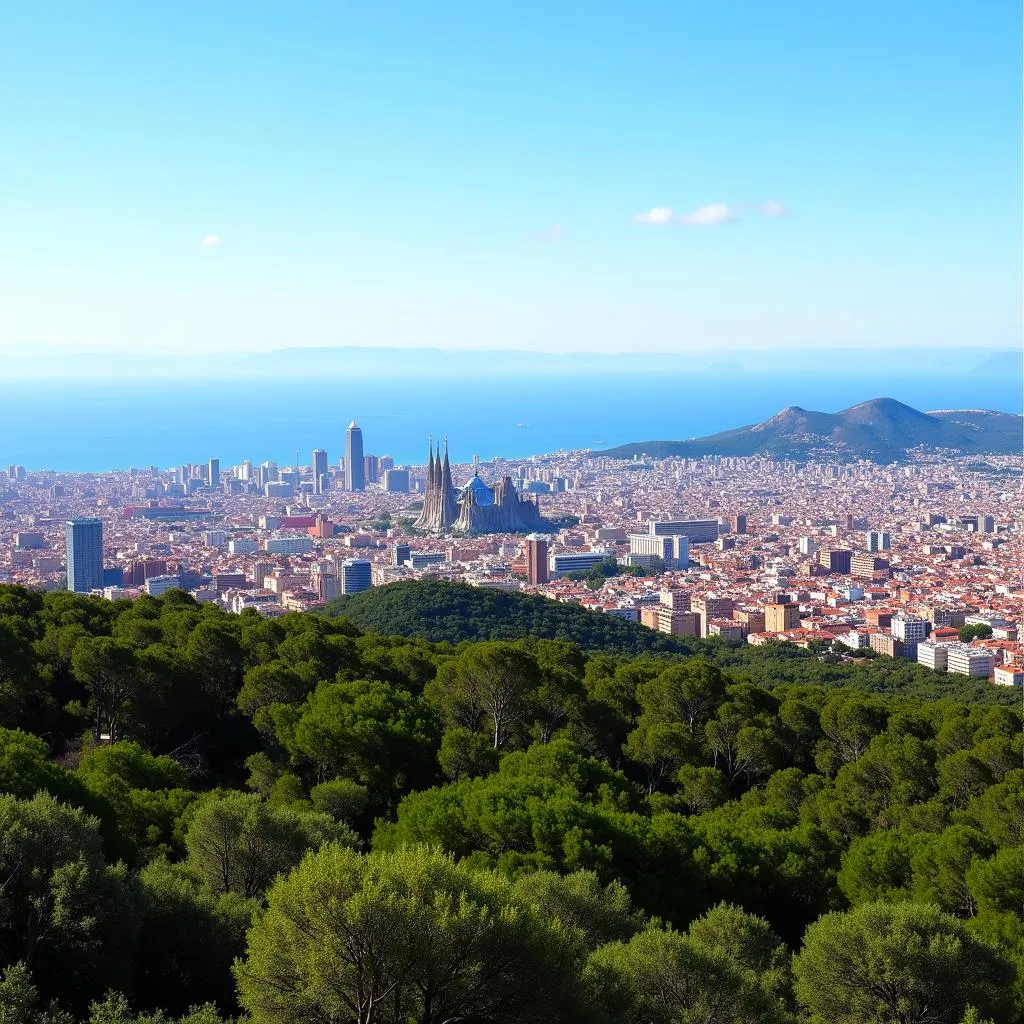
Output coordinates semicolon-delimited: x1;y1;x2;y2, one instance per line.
603;397;1022;461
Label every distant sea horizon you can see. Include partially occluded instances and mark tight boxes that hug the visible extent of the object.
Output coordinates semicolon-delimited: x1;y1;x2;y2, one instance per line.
4;372;1022;472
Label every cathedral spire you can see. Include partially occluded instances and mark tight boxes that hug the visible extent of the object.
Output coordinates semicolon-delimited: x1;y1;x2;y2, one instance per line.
426;436;435;494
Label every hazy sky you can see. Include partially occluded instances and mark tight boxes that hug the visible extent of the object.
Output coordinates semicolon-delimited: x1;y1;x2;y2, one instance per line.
1;1;1020;356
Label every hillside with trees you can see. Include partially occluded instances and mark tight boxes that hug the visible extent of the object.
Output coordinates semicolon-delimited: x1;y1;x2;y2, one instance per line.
0;582;1021;1023
322;579;1014;705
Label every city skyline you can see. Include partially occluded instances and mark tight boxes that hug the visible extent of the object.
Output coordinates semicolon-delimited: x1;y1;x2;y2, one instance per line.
2;2;1019;358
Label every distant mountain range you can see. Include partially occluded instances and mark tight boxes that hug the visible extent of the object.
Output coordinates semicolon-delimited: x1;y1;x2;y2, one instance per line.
603;398;1023;461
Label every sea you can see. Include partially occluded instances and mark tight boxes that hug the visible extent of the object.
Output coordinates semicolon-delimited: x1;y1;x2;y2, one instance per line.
2;372;1021;472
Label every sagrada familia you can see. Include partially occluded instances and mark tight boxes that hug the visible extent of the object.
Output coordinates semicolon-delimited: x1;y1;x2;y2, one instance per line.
414;439;552;535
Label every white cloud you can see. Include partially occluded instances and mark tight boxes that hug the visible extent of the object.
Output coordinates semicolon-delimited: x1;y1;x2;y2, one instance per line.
199;234;222;247
633;207;675;225
678;203;735;226
759;200;788;217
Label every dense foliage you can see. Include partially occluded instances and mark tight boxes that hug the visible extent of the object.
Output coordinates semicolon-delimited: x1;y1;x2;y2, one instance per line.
0;581;1021;1023
323;579;1015;704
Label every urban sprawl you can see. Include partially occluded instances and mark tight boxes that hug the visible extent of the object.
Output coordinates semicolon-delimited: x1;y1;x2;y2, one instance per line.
3;421;1022;687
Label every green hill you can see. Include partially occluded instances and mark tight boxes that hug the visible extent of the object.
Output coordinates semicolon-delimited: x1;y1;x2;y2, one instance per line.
322;579;697;656
320;580;1012;703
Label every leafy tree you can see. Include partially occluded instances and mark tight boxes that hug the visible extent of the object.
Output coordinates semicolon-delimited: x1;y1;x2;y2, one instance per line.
308;778;369;825
0;963;72;1024
587;926;791;1024
426;642;540;749
183;791;355;898
437;726;499;781
235;844;586;1024
793;902;1014;1024
272;678;440;803
0;793;141;1010
134;858;251;1014
959;624;994;642
511;869;645;949
838;831;915;905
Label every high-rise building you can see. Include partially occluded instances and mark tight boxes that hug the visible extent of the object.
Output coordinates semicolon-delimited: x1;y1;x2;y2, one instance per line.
312;449;329;494
66;518;104;593
732;514;747;534
363;454;380;484
208;458;220;487
765;602;800;633
345;423;365;491
391;543;411;567
340;558;372;594
382;468;410;493
865;530;891;552
526;534;549;585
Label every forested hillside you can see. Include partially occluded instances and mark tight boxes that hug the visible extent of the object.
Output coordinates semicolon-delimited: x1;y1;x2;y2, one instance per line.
323;579;1014;705
0;582;1022;1024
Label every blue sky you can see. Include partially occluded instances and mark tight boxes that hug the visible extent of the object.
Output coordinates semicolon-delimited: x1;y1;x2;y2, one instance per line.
0;1;1019;355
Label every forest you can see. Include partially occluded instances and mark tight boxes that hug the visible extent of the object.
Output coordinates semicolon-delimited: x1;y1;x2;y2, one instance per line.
0;580;1021;1024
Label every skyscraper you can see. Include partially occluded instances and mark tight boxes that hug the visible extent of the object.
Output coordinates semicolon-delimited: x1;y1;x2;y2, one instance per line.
208;458;220;487
312;449;328;494
345;422;365;491
525;534;549;585
66;518;104;593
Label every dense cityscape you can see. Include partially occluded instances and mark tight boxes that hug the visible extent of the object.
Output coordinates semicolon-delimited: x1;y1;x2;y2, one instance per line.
4;418;1021;688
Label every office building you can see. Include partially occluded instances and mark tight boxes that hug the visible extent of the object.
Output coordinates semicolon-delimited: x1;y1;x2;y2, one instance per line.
917;641;950;672
891;614;929;659
66;518;104;593
340;558;372;595
649;519;718;544
15;532;45;550
731;514;747;534
208;458;220;488
204;530;226;548
798;537;818;556
391;543;411;567
345;422;365;491
144;575;181;597
251;559;274;590
629;533;675;567
551;551;608;577
363;454;380;484
312;449;329;494
229;538;259;555
526;534;549;585
264;536;314;555
817;549;852;573
408;551;446;570
851;553;890;579
865;530;891;552
765;602;800;633
947;645;995;678
693;596;734;638
382;468;410;493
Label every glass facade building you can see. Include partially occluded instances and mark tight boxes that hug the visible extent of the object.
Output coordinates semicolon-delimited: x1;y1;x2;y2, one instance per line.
66;518;104;593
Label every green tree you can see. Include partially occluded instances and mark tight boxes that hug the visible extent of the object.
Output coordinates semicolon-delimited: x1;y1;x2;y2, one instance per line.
437;726;499;781
959;624;994;643
587;926;791;1024
426;642;540;749
0;793;141;1009
183;791;354;898
274;678;440;803
793;902;1014;1024
0;963;72;1024
235;844;585;1024
134;858;251;1015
